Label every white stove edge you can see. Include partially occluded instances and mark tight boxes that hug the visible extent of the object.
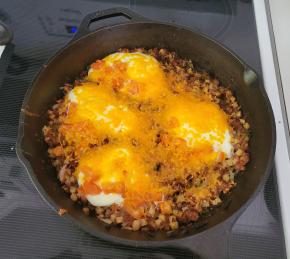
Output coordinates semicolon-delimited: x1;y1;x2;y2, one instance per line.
0;46;5;58
254;0;290;256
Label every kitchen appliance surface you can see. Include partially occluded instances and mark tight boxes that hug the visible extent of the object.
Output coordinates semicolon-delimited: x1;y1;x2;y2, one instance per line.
0;0;286;258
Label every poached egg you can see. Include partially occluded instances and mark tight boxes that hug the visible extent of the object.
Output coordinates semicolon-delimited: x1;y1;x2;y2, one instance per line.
75;145;164;211
60;82;139;155
160;95;233;167
87;52;168;100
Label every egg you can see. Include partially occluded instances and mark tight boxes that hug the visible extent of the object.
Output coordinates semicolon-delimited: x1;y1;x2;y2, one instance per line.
87;52;168;100
66;82;137;133
161;96;233;167
86;192;124;207
75;145;164;209
60;82;140;155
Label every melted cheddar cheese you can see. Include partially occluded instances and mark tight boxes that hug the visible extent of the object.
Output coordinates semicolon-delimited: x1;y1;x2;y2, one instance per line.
58;52;233;216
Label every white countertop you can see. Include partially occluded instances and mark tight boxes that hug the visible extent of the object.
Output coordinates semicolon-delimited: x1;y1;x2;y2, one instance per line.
254;0;290;257
268;0;290;130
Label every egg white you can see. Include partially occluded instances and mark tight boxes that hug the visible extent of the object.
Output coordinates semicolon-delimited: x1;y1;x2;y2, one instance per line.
68;91;78;103
77;171;124;206
87;192;124;206
180;122;233;158
213;130;233;157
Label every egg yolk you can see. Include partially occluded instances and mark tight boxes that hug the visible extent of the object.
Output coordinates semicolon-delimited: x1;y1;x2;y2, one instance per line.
87;52;168;100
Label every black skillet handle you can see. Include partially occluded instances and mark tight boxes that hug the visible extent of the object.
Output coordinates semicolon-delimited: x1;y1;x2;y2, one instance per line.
73;7;151;41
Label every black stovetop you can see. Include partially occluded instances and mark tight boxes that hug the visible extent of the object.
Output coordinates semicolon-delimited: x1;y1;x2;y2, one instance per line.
0;0;286;258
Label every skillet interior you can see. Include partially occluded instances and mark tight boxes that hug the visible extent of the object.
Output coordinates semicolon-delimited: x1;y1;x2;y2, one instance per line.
16;22;275;244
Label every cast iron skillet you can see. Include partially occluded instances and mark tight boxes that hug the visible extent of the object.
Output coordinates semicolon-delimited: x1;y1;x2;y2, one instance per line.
16;8;276;258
